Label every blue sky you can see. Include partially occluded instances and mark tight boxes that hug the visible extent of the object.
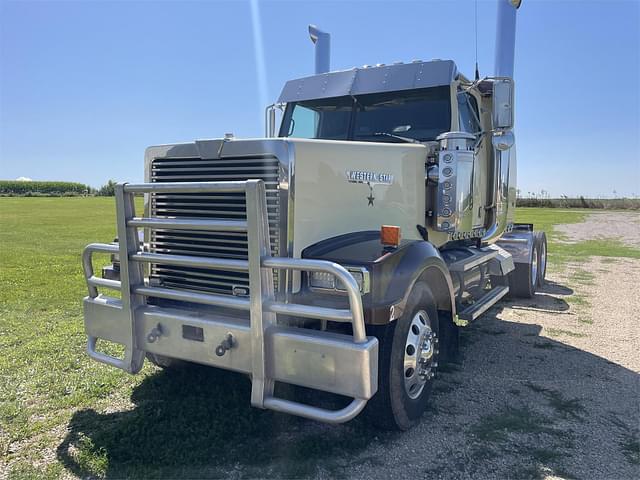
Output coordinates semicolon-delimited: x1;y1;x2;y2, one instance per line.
1;0;638;197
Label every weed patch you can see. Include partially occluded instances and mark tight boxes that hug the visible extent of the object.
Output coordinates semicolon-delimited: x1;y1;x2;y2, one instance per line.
525;383;585;420
567;294;590;308
470;406;557;442
545;328;587;339
570;270;595;286
620;437;640;466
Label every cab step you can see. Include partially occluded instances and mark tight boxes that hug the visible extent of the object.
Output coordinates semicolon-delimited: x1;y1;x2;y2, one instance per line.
458;285;509;322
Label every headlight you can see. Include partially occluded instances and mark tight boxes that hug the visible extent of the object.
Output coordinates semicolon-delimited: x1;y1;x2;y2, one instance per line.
309;271;336;290
309;267;370;294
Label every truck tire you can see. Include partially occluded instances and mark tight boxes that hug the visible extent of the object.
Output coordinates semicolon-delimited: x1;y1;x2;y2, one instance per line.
509;240;539;298
368;282;439;430
534;231;547;287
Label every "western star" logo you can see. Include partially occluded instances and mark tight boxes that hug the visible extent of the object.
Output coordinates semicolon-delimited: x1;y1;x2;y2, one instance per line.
345;170;394;207
345;170;394;185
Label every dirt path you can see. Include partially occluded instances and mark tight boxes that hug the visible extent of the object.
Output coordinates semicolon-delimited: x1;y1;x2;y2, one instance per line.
556;211;640;247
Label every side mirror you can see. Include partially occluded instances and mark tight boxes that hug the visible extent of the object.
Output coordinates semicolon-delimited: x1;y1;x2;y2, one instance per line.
491;130;515;151
265;103;285;138
492;79;514;130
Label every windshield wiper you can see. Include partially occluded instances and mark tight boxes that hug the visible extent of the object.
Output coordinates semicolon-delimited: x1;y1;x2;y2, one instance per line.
372;132;421;144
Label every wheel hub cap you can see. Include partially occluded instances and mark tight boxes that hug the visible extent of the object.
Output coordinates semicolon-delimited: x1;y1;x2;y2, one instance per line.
403;310;438;399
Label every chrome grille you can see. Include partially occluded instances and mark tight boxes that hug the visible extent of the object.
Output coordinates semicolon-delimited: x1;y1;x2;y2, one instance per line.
149;155;281;295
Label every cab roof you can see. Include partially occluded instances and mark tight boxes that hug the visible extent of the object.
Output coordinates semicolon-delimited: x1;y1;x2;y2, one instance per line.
277;59;458;103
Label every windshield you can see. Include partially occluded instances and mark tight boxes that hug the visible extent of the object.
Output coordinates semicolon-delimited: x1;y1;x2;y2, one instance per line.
279;86;451;143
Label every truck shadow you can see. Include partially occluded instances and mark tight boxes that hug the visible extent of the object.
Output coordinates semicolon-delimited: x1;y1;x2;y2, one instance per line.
57;280;638;479
501;281;572;314
57;364;383;478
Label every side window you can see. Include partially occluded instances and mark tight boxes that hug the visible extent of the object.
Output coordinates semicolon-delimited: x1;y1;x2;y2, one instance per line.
457;93;480;134
288;105;319;138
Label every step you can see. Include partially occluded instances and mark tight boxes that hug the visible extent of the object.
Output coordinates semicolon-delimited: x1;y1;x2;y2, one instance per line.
458;285;510;322
448;249;499;273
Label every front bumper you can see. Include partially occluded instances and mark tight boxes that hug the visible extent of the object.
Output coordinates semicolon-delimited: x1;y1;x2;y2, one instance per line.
82;180;378;424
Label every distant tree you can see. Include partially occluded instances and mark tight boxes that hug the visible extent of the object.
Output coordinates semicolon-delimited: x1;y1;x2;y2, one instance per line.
98;180;117;196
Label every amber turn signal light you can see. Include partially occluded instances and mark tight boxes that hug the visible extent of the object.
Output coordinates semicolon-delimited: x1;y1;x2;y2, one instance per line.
381;225;401;247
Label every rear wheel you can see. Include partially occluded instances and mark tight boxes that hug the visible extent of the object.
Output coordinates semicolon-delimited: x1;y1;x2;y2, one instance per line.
535;232;547;287
509;239;539;298
368;282;439;430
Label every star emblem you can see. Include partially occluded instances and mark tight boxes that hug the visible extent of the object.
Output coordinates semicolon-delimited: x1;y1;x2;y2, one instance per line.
367;193;375;206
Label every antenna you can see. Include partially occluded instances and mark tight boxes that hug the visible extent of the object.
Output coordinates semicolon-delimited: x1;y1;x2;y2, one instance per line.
474;0;480;81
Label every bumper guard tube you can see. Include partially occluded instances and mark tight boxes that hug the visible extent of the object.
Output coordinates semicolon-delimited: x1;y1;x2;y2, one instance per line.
81;180;378;423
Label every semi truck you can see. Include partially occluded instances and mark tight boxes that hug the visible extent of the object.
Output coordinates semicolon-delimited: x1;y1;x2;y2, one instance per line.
81;0;546;430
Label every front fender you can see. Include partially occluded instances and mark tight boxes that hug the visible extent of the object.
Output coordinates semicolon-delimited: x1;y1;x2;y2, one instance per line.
302;232;456;325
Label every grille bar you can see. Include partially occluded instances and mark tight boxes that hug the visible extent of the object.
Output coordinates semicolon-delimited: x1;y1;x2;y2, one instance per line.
149;156;282;295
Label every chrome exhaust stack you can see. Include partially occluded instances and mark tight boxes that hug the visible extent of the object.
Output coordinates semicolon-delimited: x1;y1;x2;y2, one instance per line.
483;0;521;244
494;0;521;78
308;25;330;74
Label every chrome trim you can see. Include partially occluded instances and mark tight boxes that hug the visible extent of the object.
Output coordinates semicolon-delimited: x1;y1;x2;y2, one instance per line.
285;140;296;295
308;266;371;295
143;139;294;296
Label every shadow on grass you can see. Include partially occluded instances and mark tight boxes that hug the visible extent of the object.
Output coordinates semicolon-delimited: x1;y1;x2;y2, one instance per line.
57;366;385;478
56;279;638;479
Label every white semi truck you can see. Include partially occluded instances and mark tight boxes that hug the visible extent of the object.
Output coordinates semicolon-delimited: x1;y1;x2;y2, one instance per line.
81;0;546;430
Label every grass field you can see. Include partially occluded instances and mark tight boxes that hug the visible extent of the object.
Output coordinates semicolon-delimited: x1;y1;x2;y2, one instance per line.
1;199;638;478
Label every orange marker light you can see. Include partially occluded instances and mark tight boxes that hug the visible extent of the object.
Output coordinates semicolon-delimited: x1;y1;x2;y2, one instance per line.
381;225;401;247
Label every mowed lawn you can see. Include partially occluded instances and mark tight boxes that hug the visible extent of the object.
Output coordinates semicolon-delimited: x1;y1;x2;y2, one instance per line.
1;198;638;478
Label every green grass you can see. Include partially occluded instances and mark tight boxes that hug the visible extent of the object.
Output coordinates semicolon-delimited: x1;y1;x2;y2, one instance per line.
0;198;140;474
544;328;587;339
515;208;640;263
0;197;385;478
569;270;595;286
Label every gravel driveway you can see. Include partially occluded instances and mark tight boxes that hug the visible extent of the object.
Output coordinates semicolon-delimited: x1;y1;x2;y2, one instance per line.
335;255;640;479
327;218;640;479
556;211;640;248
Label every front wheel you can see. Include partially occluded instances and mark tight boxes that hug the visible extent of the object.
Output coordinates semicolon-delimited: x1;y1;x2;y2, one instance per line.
146;352;188;369
368;282;439;430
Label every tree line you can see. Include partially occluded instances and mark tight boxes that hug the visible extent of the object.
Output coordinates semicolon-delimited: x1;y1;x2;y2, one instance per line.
0;180;117;196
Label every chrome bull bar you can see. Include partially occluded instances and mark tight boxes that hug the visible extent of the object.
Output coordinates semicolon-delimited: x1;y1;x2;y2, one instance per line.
82;180;378;424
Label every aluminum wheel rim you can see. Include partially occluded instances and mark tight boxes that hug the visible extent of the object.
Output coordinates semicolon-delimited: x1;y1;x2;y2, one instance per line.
531;244;538;287
403;310;436;400
539;241;546;281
